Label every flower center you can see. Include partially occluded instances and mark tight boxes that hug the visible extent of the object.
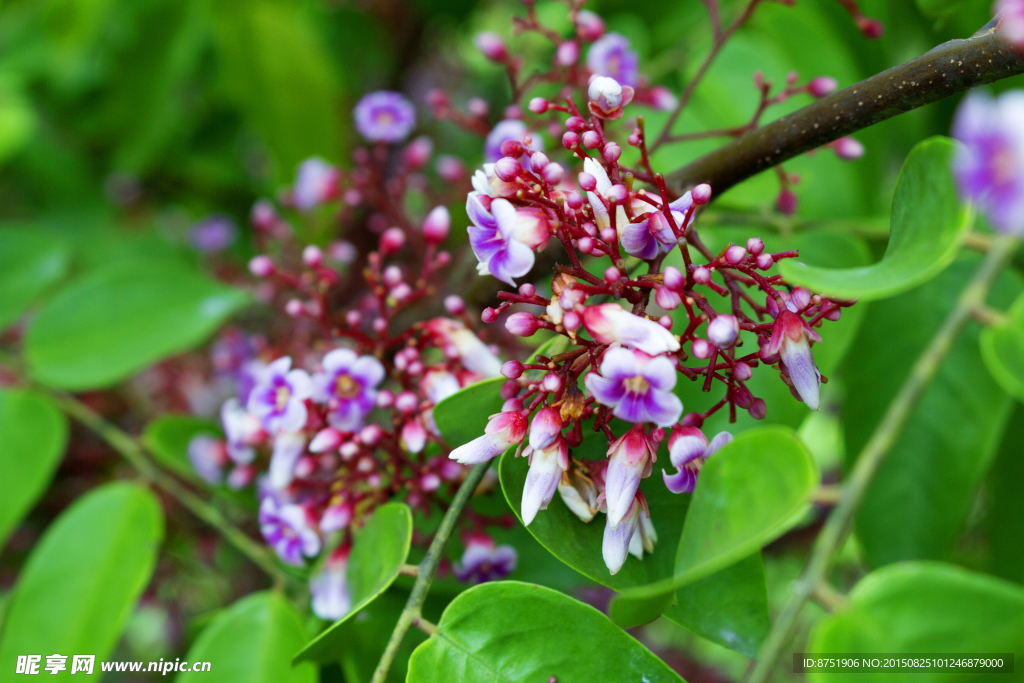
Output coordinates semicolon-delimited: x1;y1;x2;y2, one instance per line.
623;375;649;394
275;386;292;411
335;374;361;399
375;110;395;125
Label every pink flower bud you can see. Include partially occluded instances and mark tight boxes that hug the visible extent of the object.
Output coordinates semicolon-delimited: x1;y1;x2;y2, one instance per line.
808;76;838;98
746;237;764;255
791;287;812;310
733;385;754;409
377;390;395;408
503;104;521;119
577;237;595;254
395;391;419;414
556;41;579;65
578;172;597;191
500;139;523;158
467;97;489;116
248;255;274;277
607;184;627;203
505;312;540;337
749;398;767;420
707;314;739;348
603;142;622;162
725;245;747;264
600;227;617;243
566;116;585;132
756;253;774;270
576;10;605;41
373;317;388;333
733;362;753;381
501;381;520;401
581;130;601;149
502;360;524;379
475;32;508;62
628;133;641;146
693;266;712;284
529;97;549;114
423;205;451;243
390;283;412;301
776;188;798;215
541;163;563;185
285;299;304;317
562;310;581;331
359;424;383;446
663;266;684;291
494;157;520;182
566;191;584;209
519;283;536;297
858;18;883;39
655;286;682;310
402;136;433;169
834;136;865;160
444;295;465;315
329;240;357;263
692;184;712;204
562;131;579;149
482;307;499;323
528;152;549;172
541;373;563;393
825;305;842;321
310;428;343;453
604;267;621;283
302;245;323;267
383;265;402;286
692;338;713;359
251;200;277;231
529;406;563;450
380;227;405;253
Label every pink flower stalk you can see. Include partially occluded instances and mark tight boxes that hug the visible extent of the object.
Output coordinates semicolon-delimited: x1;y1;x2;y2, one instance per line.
662;427;733;494
581;304;681;355
769;309;823;410
448;411;528;464
603;426;656;528
584;348;682;427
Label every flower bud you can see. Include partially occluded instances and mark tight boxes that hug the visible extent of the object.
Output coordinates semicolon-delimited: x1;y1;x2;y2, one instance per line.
402;136;433;169
556;41;579;65
582;130;601;149
395;391;419;414
359;424;383;446
707;314;739;348
566;191;583;209
423;205;451;243
663;266;684;291
600;227;616;243
481;307;499;323
505;312;540;337
444;295;465;315
303;245;323;267
834;136;865;160
541;373;563;393
383;265;402;286
435;155;465;182
776;188;798;215
310;428;343;453
655;286;682;310
501;360;524;379
733;362;753;381
746;237;764;255
604;267;620;283
565;116;585;132
808;76;838;98
475;32;508;62
578;172;597;191
528;97;549;114
562;131;579;149
692;338;713;359
380;227;405;254
607;184;628;203
576;10;605;41
562;310;581;331
467;97;489;116
749;398;767;420
285;299;304;317
248;255;274;277
725;245;747;264
692;184;712;204
494;157;520;182
603;142;622;162
756;253;774;270
541;163;564;185
791;287;812;310
693;266;712;284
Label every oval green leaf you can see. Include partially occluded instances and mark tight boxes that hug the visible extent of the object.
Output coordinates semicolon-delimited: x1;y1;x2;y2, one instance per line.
25;261;250;390
0;227;70;332
779;137;972;302
0;389;68;548
406;581;685;683
981;292;1024;404
808;561;1024;680
609;426;817;627
500;427;770;655
294;503;413;664
177;592;317;683
432;377;505;448
142;414;223;483
0;483;164;676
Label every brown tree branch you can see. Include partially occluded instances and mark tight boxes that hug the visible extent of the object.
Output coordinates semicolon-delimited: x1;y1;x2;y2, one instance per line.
668;26;1024;195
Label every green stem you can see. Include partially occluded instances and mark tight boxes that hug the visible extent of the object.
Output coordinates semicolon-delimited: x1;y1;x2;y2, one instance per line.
53;393;295;587
370;461;490;683
748;235;1020;683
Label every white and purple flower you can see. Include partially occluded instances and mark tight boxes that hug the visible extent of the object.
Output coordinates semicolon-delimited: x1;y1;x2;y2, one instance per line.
603;426;657;528
448;410;528;465
453;535;518;584
603;494;641;575
997;0;1024;49
189;215;236;253
422;318;503;378
662;427;732;494
259;496;321;566
769;309;823;410
484;119;543;163
584;348;682;427
619;191;695;259
187;434;229;485
247;357;313;434
293;157;340;211
220;397;265;464
521;408;568;525
312;348;385;432
353;91;416;143
952;90;1024;234
581;303;680;356
467;195;550;286
587;33;639;87
310;550;351;620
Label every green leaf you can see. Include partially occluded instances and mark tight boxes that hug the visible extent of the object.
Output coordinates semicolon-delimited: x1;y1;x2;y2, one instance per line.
0;227;69;332
985;405;1024;584
608;427;817;628
406;581;685;683
0;389;68;548
844;254;1022;567
177;592;317;683
980;292;1024;404
25;261;250;390
808;561;1024;677
500;427;771;655
432;377;505;448
142;414;223;482
294;503;413;664
778;137;972;301
0;483;163;677
916;0;968;20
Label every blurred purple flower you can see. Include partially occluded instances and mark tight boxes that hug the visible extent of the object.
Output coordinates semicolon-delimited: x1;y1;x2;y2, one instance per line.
354;91;416;143
187;434;228;485
189;215;236;253
259;497;321;566
294;158;340;211
247;357;313;434
484;119;543;164
453;536;517;584
310;553;351;620
312;348;385;432
952;91;1024;234
587;33;639;87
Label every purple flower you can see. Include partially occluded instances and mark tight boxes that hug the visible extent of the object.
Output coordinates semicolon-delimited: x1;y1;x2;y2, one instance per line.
603;426;657;528
454;536;517;584
662;427;732;494
769;310;822;410
521;436;568;526
312;348;385;432
581;304;680;355
189;215;236;253
584;348;683;427
259;496;321;566
467;195;550;286
603;495;639;575
484;119;543;163
293;157;340;210
952;91;1024;234
268;431;306;490
619;191;696;259
353;91;416;143
187;435;229;485
220;398;264;464
310;552;351;620
247;357;314;434
587;33;639;87
997;0;1024;49
448;411;528;465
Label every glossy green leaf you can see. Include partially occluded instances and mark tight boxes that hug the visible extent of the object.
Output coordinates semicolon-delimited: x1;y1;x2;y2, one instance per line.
985;405;1024;584
142;414;222;482
500;427;770;655
609;427;817;628
0;483;163;679
25;261;250;390
779;137;971;301
980;292;1024;403
432;377;505;448
406;582;684;683
808;562;1024;682
0;389;68;548
294;503;413;664
0;227;70;331
177;592;316;683
844;255;1021;567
